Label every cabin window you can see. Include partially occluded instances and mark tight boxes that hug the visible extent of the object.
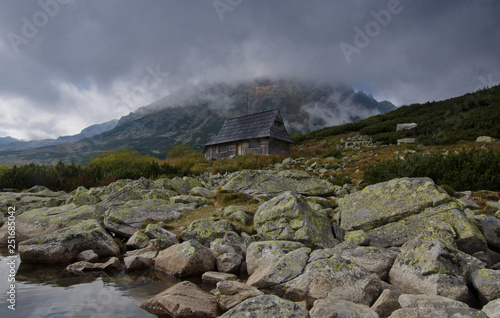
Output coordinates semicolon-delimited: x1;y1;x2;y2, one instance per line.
249;140;260;149
273;121;284;130
219;145;228;153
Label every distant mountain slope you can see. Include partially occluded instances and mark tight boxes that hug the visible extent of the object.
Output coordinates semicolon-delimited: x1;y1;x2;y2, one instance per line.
0;119;118;152
298;85;500;145
0;79;395;165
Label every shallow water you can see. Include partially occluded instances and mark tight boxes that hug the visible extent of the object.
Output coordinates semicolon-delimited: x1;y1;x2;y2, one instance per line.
0;250;189;318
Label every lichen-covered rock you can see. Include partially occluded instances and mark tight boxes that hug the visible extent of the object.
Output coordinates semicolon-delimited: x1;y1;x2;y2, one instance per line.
16;204;102;228
189;186;212;197
220;295;310;318
339;177;451;231
103;200;186;237
214;280;264;311
142;189;178;200
210;232;246;257
254;192;337;248
246;241;306;275
126;230;151;249
217;253;244;274
140;281;220;317
333;243;399;280
18;219;120;264
222;169;337;196
310;299;379;318
70;186;101;206
223;206;254;226
277;252;382;307
144;223;178;249
247;247;311;289
471;269;500;303
170;195;212;207
180;217;236;247
201;271;239;284
344;230;370;246
154;240;216;277
389;238;483;303
165;176;203;194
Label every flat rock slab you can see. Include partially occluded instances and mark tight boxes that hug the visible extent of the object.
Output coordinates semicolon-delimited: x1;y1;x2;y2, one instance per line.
140;281;220;317
214;280;264;311
219;295;310;318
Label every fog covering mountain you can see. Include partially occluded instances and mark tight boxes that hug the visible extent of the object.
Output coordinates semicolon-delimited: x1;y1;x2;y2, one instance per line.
0;120;119;152
0;79;395;165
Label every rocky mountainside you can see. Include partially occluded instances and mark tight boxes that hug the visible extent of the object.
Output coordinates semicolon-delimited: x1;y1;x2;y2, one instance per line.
1;170;499;317
0;79;394;165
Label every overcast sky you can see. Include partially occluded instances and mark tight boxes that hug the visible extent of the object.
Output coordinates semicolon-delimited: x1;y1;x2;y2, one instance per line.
0;0;499;140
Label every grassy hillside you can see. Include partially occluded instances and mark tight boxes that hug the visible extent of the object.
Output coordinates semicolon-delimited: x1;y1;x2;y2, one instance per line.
294;85;500;145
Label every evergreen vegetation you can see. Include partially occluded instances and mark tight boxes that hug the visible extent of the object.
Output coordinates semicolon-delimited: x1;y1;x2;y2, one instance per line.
295;85;500;145
363;148;500;191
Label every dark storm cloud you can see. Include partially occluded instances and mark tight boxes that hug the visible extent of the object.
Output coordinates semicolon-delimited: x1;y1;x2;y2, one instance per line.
0;0;499;139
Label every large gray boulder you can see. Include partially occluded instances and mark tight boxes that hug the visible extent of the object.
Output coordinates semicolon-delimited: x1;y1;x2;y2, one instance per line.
254;192;337;248
140;281;220;317
310;299;379;318
18;219;120;264
471;269;500;304
103;200;186;237
389;238;485;303
246;241;306;276
214;280;264;311
481;217;500;250
337;178;487;254
276;250;382;307
388;307;487;318
220;295;310;318
180;217;237;247
154;240;216;277
143;223;178;249
222;170;337;196
398;294;470;310
482;299;500;318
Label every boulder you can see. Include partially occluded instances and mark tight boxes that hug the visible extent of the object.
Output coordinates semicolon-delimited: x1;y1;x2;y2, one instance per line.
123;255;155;271
154;240;216;277
276;251;382;307
339;178;451;232
201;271;239;284
140;281;220;317
398;294;470;309
76;250;99;262
471;269;500;303
15;204;102;229
476;136;496;143
388;307;487;318
371;289;402;318
65;257;121;273
213;280;263;311
254;192;337;248
247;247;311;289
344;230;370;246
222;169;337;196
103;200;185;237
310;299;379;318
70;186;101;206
18;220;120;264
210;232;246;257
189;186;212;197
170;195;212;207
223;206;254;226
180;218;236;247
333;243;399;280
481;217;500;250
246;241;306;275
482;299;500;318
144;223;178;249
126;230;151;250
388;238;482;303
220;295;310;318
217;253;244;274
165;176;203;194
142;189;178;200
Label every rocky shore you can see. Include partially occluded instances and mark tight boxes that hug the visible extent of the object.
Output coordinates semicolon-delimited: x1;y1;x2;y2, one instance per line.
1;170;499;317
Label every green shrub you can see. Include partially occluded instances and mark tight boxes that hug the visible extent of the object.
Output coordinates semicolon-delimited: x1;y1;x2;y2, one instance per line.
329;174;352;186
363;148;500;191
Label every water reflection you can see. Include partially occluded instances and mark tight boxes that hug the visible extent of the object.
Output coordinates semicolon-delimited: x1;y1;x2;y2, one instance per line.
0;250;185;318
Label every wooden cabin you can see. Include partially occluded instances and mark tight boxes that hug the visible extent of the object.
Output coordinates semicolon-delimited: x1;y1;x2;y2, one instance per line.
203;109;295;159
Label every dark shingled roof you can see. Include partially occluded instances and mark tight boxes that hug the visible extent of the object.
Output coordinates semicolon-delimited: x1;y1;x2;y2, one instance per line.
205;109;295;146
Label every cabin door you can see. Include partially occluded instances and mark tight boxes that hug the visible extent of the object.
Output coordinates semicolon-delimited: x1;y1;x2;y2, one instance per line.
237;143;242;155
